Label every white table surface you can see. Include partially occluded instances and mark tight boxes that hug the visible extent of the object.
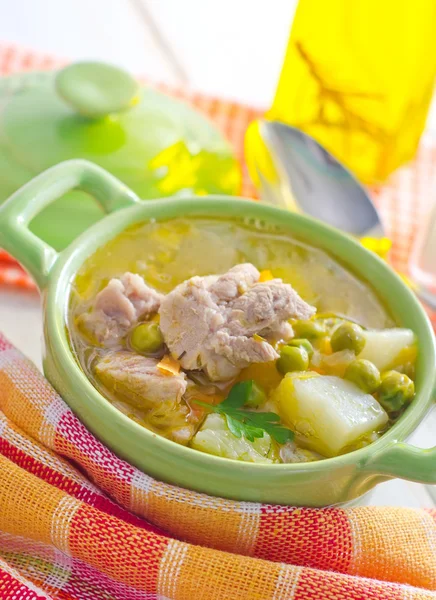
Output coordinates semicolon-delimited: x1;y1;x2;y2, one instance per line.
0;0;435;508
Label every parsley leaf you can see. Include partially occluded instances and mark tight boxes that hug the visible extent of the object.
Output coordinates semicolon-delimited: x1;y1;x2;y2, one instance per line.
221;380;252;409
225;414;265;441
193;380;294;444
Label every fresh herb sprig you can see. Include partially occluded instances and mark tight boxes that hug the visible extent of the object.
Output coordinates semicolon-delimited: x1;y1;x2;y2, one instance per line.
194;380;294;444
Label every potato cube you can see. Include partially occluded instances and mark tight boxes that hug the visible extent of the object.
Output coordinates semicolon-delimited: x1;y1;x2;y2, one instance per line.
190;414;273;463
359;328;416;371
274;375;388;457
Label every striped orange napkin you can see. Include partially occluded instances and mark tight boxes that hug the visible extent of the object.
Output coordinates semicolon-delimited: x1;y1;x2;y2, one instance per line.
1;332;436;599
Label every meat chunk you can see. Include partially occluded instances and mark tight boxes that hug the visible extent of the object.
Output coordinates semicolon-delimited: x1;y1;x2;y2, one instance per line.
227;280;314;340
211;331;278;365
209;263;260;303
211;279;314;375
158;276;225;371
159;264;261;369
159;263;315;381
95;351;193;444
79;273;163;346
94;351;187;409
115;272;163;317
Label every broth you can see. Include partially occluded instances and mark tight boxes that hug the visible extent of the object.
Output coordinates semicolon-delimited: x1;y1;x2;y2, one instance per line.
68;217;413;464
72;217;393;327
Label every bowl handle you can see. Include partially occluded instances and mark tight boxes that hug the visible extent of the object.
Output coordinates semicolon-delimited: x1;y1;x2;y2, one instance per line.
363;440;436;483
0;160;140;289
363;394;436;483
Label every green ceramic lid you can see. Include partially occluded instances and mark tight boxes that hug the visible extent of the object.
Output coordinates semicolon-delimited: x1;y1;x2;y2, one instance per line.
0;62;241;249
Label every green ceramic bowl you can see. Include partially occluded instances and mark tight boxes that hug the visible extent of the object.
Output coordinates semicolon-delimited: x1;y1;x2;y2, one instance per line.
1;160;435;507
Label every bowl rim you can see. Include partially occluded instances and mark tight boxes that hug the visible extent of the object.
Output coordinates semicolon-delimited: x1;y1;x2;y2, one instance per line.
45;195;436;474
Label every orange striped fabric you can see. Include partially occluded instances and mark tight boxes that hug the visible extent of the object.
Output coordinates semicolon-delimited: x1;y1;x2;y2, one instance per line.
0;334;436;599
0;44;435;330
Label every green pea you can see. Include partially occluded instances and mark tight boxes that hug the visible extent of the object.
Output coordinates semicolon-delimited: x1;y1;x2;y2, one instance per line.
344;359;381;393
397;363;416;380
276;345;309;375
130;322;164;354
245;382;267;408
287;338;314;358
378;370;415;412
292;320;327;340
331;322;366;354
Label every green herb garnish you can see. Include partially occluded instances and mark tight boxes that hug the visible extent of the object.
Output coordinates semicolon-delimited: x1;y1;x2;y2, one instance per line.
194;380;294;444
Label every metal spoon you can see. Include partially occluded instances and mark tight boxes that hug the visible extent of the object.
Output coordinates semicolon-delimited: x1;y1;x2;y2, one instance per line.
250;119;436;309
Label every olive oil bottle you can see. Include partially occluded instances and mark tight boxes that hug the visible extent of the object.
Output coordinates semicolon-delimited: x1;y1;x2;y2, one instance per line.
267;0;436;183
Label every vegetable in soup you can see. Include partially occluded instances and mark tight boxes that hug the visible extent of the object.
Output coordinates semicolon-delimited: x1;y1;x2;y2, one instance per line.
69;217;417;464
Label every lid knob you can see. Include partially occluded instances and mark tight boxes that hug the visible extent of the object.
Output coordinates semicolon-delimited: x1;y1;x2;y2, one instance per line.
55;61;139;119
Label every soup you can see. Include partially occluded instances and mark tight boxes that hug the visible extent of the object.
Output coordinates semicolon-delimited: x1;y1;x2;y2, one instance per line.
68;217;417;464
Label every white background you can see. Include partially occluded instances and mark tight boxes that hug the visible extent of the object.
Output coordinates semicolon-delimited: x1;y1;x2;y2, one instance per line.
0;0;298;107
0;0;434;507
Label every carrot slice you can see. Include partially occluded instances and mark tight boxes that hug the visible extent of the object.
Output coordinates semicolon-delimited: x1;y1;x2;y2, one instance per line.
259;269;273;282
318;337;333;356
157;354;181;375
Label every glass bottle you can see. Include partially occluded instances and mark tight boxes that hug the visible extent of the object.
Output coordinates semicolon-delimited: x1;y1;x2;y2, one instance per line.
268;0;436;184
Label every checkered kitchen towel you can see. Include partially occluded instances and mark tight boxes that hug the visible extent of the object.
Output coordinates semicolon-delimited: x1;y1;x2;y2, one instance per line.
0;333;436;599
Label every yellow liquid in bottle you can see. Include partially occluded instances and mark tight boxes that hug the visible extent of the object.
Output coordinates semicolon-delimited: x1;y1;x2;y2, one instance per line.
268;0;436;184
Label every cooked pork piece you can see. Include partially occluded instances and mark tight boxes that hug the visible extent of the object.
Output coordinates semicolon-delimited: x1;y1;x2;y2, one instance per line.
211;331;278;365
227;279;314;338
195;348;241;381
115;272;163;317
158;276;224;370
95;351;187;409
159;263;315;381
209;263;260;303
79;273;163;346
